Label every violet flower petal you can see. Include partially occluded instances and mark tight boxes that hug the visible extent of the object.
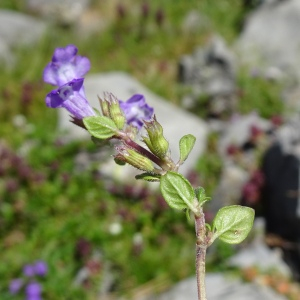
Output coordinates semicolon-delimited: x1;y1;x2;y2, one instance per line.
23;264;35;277
43;45;90;86
25;282;41;297
9;278;24;294
119;94;154;129
45;78;95;120
34;261;48;276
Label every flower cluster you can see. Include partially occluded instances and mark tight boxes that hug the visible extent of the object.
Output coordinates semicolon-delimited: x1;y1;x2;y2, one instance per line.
9;260;48;300
43;44;153;129
43;45;179;180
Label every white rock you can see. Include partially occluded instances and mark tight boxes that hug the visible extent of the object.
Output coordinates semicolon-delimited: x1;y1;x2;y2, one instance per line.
218;112;271;156
0;9;47;65
235;0;300;79
26;0;90;25
153;273;287;300
211;162;250;212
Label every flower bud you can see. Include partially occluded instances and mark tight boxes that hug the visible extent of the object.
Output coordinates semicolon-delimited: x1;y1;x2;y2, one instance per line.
142;136;156;154
108;98;126;130
98;93;126;129
144;115;169;159
98;96;110;117
115;145;155;172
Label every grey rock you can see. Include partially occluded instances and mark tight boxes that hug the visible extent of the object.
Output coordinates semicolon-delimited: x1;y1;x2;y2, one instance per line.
209;113;271;211
181;10;210;35
179;36;238;117
274;114;300;159
210;162;249;212
217;112;271;157
58;72;208;180
26;0;91;25
0;9;47;65
236;0;300;79
153;273;287;300
229;218;291;277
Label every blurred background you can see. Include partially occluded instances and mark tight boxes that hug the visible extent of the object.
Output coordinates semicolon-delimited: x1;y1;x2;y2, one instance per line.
1;0;300;299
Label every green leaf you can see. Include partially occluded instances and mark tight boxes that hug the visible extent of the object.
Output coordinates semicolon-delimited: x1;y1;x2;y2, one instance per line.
212;205;255;244
135;173;161;182
83;116;118;139
179;134;196;163
194;187;211;206
160;171;197;213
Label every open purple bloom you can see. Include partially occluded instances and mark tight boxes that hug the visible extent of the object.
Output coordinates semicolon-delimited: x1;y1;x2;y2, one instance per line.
25;282;42;300
45;78;95;120
43;44;90;87
23;264;35;277
119;94;154;129
9;278;24;294
34;261;48;277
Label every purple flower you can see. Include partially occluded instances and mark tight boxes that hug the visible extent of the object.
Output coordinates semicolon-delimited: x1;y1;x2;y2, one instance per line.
25;282;42;300
119;94;154;129
45;78;95;119
23;264;35;277
9;278;24;294
34;261;48;276
43;45;90;87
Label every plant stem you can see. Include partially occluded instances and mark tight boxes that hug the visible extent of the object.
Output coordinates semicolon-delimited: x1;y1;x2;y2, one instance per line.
195;211;207;300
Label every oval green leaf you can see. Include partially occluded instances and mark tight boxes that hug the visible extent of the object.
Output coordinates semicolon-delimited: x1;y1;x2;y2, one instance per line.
179;134;196;163
160;171;197;213
212;205;255;244
83;116;118;139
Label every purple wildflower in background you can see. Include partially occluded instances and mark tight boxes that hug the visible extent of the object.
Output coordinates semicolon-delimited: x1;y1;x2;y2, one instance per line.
33;261;48;276
43;44;90;87
119;94;154;129
45;78;95;119
25;282;42;300
9;260;47;299
23;264;36;277
9;278;24;294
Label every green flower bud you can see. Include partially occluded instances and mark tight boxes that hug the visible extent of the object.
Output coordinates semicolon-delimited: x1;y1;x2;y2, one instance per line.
144;115;169;159
107;94;126;130
98;95;110;117
115;145;155;172
142;136;156;155
114;157;126;166
98;93;126;130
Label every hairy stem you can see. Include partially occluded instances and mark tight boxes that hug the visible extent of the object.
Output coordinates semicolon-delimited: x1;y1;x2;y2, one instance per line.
195;211;207;300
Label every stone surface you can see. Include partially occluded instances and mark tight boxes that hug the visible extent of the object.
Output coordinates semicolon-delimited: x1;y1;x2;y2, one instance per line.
210;162;249;213
179;36;238;117
181;9;210;35
217;112;271;156
235;0;300;79
228;218;291;277
0;9;47;65
153;273;287;300
26;0;91;25
58;72;208;179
